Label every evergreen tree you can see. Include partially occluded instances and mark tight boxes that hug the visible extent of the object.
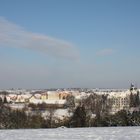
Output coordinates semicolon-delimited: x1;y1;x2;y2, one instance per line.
70;105;86;127
130;92;134;107
3;96;8;104
135;91;140;107
0;97;3;106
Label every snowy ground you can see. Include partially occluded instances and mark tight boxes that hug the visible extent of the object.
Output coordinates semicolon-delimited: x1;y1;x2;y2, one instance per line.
0;127;140;140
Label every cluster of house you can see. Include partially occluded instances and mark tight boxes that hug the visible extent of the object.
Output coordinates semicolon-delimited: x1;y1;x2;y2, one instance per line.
94;84;139;114
0;84;139;114
94;90;130;114
0;90;85;109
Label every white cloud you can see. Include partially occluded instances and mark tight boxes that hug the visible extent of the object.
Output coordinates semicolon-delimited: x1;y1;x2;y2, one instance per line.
0;17;79;60
96;48;115;56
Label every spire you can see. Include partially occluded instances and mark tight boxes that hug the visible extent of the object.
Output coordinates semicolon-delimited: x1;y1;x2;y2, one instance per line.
130;83;135;91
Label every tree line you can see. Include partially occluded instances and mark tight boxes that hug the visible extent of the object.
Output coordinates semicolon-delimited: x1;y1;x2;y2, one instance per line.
0;92;140;129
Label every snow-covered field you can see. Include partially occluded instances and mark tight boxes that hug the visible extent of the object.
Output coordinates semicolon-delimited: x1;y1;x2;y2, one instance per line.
0;127;140;140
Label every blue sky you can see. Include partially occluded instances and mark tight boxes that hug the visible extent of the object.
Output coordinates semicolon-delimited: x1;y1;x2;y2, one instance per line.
0;0;140;89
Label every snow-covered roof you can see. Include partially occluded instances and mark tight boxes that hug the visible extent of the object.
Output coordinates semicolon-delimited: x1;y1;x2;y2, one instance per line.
30;99;66;105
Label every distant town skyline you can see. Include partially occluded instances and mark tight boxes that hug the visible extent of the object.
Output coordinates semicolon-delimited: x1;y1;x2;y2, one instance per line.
0;0;140;89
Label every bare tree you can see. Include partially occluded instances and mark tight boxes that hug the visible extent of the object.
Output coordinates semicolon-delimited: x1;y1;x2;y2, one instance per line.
65;95;75;116
46;107;56;128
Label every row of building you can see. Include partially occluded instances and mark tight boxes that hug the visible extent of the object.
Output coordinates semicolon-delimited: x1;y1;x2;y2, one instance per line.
0;85;139;114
